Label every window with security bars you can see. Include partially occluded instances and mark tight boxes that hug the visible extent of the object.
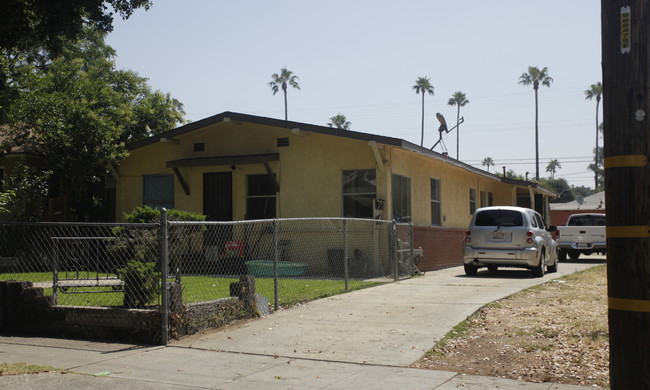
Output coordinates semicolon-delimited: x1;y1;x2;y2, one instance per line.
247;174;276;219
143;174;174;210
430;178;441;226
391;174;411;223
342;169;376;218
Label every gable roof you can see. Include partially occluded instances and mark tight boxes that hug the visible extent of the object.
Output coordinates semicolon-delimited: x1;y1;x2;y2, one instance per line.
126;111;554;196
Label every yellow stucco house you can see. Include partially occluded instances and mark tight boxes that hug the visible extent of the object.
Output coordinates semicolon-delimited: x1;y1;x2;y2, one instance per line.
115;112;554;269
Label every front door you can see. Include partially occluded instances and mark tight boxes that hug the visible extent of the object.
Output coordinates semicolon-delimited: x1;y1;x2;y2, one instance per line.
203;172;233;221
203;172;233;250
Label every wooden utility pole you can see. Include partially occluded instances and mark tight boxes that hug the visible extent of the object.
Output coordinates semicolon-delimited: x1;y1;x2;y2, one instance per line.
602;1;650;387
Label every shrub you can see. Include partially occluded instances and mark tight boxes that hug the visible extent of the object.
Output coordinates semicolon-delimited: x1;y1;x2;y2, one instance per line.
119;260;159;308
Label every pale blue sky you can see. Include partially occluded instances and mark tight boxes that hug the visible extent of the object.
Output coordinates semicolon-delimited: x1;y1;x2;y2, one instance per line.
107;0;602;188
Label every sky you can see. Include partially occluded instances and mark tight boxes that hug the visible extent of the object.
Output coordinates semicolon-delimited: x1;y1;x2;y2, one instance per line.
106;0;603;189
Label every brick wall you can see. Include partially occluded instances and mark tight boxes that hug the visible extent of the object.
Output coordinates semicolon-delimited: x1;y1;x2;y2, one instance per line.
413;226;465;271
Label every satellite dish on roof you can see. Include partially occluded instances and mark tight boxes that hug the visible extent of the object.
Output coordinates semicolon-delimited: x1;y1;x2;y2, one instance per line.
436;113;448;132
576;195;584;209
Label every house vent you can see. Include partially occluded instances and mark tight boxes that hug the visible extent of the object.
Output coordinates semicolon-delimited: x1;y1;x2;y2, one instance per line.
194;143;205;152
277;137;290;147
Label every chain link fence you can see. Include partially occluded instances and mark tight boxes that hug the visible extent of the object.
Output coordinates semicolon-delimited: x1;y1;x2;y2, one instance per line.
0;222;161;309
170;218;415;311
0;217;418;342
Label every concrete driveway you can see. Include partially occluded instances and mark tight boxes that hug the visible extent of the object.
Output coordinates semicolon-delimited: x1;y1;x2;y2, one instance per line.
172;259;603;366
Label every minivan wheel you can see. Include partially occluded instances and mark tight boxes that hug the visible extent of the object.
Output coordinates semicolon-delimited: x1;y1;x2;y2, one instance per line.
532;250;545;277
464;263;478;276
547;254;558;273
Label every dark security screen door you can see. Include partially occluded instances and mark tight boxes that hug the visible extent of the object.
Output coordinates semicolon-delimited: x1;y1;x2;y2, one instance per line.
203;172;233;221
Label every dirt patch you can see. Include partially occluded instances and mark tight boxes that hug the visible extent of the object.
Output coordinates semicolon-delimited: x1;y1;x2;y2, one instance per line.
411;265;609;388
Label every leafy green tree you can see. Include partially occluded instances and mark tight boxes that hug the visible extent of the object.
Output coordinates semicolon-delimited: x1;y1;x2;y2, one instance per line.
447;91;469;159
588;146;604;189
539;178;575;203
269;68;300;121
327;114;351;130
519;66;553;181
572;185;596;198
125;89;187;143
1;29;185;220
497;169;525;180
413;76;434;147
482;157;495;172
546;159;561;179
0;0;151;54
585;82;602;189
0;162;52;221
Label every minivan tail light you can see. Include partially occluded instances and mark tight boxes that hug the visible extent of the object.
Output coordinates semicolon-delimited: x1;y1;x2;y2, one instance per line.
465;230;471;243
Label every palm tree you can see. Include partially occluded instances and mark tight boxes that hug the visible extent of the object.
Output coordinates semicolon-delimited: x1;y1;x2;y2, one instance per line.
519;66;553;181
268;68;300;120
447;91;469;160
327;114;351;130
585;82;603;189
546;159;562;179
482;157;495;172
412;76;434;147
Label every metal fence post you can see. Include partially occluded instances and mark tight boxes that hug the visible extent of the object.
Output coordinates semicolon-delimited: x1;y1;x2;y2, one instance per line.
390;221;398;281
409;222;415;277
343;219;349;292
273;219;279;311
160;208;169;345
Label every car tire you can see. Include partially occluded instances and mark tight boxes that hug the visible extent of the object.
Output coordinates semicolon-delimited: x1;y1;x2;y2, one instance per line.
558;249;567;262
487;265;498;272
464;263;478;276
532;250;545;277
547;253;558;273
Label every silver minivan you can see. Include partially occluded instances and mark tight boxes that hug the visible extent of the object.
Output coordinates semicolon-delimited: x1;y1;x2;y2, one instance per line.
462;206;558;277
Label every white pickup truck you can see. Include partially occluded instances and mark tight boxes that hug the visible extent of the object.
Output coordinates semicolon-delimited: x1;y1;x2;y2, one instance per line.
556;213;606;261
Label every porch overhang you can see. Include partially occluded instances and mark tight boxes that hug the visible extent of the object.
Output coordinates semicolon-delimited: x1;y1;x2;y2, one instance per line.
166;153;279;169
165;153;281;195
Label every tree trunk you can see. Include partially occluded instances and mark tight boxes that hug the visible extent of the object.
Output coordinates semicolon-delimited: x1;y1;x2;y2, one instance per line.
602;0;650;387
456;104;461;160
283;90;288;121
420;93;425;147
534;87;539;180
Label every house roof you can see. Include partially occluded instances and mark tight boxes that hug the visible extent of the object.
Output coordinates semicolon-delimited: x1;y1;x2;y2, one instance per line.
550;191;605;211
126;111;555;196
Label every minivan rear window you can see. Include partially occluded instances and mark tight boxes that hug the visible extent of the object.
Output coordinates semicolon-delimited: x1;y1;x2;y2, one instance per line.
475;210;523;227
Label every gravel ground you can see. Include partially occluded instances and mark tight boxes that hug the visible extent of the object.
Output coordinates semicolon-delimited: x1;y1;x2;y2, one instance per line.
411;264;609;388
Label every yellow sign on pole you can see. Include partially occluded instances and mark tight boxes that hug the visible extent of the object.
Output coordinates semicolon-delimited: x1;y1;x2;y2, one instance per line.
621;6;631;54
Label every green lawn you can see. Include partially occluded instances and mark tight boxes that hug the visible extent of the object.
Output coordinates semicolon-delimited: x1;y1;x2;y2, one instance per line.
0;272;382;308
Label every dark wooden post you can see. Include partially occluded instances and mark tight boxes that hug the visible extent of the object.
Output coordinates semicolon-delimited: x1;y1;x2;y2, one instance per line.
601;1;650;387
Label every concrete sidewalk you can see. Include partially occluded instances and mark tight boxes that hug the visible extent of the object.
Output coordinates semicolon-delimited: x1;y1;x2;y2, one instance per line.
0;260;605;389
